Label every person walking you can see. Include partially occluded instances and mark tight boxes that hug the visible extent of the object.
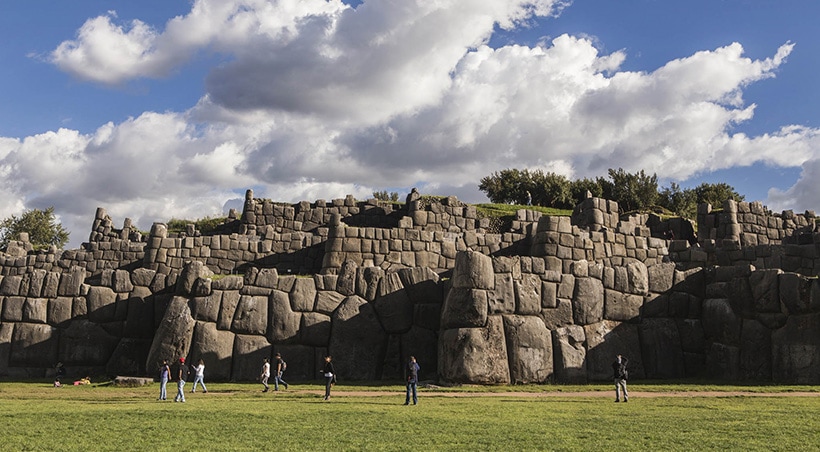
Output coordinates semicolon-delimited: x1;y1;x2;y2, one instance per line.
613;354;629;403
260;358;271;392
321;355;336;401
191;359;207;393
158;359;170;401
174;357;188;402
404;356;420;405
273;352;289;391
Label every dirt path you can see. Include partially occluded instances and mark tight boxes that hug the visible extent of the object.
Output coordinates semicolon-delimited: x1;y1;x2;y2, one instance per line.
288;389;820;398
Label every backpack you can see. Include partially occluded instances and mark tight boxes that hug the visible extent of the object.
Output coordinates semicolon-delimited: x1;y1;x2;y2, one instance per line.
280;360;287;372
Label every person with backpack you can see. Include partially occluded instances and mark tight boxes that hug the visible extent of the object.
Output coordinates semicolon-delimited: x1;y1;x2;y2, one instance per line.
158;359;170;401
404;356;420;405
612;354;629;403
174;357;189;403
191;359;207;393
273;352;289;390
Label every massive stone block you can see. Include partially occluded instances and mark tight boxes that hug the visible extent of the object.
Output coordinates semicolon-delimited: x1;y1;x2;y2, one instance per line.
290;277;317;312
231;334;271;381
401;326;438;381
231;295;268;336
106;338;151;377
0;323;12;376
48;297;73;326
572;277;604;325
145;296;196;372
87;286;117;323
502;315;552;384
329;295;387;380
269;290;300;343
626;262;649;295
217;291;241;330
487;273;515;314
23;298;47;324
452;251;494;290
701;299;741;345
190;290;222;323
739;319;771;380
11;323;58;368
123;288;155;339
397;267;441;305
551;325;586;383
515;274;541;315
316;290;345;315
604;289;643;322
188;321;235;381
639;318;684;378
300;312;331;347
647;262;675;293
779;273;814;315
540;298;573;330
59;320;120;366
440;287;488;329
439;316;510;384
177;261;214;296
584;320;643;381
771;313;820;384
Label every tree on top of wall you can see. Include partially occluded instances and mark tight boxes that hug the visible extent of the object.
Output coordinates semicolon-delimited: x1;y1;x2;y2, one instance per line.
0;207;70;251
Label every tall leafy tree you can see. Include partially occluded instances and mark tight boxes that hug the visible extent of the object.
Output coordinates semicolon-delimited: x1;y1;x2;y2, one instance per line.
607;168;658;212
0;207;70;251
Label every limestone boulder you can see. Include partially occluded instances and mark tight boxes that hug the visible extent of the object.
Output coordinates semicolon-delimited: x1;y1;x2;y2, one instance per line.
502;315;552;384
771;313;820;383
177;261;214;296
647;262;675;293
131;268;157;287
87;286;118;323
638;318;685;378
112;269;134;293
440;287;488;329
106;338;151;377
626;262;649;295
604;289;642;322
11;323;58;367
540;298;574;330
452;251;494;290
335;260;358;296
231;295;268;335
300;312;331;347
188;322;235;381
23;298;47;324
400;326;438;381
357;266;384;301
397;267;442;304
487;273;515;314
739;319;771;380
58;267;86;297
0;275;22;296
0;323;12;375
316;290;345;315
231;334;271;381
748;269;782;313
212;275;243;291
779;273;813;315
701;299;741;344
329;295;387;380
290;277;317;311
145;296;196;372
373;288;414;334
515;274;541;315
438;316;510;384
705;342;740;380
123;288;155;339
48;297;73;326
2;296;23;322
269;290;301;344
190;290;222;323
217;291;241;330
572;277;604;325
273;344;319;380
413;303;441;331
584;320;643;381
551;325;587;383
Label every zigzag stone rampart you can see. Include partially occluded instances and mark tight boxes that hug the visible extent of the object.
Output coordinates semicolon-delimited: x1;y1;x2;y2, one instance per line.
1;192;819;384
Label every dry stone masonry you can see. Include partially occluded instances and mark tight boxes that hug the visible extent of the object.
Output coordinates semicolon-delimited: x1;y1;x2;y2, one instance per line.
1;191;819;384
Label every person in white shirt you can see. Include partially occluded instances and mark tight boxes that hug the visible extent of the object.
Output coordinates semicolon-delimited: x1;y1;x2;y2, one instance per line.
191;359;207;393
260;358;271;392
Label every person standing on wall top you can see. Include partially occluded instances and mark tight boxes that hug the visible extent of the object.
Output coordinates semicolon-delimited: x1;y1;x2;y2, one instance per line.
260;358;271;392
273;352;289;391
613;354;629;403
191;359;207;393
158;359;170;401
404;356;420;405
526;191;532;206
321;355;336;401
174;357;188;402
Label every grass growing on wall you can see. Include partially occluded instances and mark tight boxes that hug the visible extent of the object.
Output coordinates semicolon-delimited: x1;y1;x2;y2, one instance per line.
1;382;818;451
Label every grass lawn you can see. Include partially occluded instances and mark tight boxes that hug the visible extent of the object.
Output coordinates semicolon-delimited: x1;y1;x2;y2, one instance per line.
0;381;818;451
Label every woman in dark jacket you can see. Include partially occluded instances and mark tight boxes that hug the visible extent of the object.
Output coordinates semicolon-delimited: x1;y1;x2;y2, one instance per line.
321;355;336;401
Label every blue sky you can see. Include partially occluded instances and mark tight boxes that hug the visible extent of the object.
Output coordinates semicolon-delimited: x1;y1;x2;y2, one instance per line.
1;0;819;247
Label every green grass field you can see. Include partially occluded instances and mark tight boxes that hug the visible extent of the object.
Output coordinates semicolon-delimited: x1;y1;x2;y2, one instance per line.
0;381;818;451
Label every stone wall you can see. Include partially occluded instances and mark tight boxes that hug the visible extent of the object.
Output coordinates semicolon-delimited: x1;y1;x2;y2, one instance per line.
2;192;820;384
